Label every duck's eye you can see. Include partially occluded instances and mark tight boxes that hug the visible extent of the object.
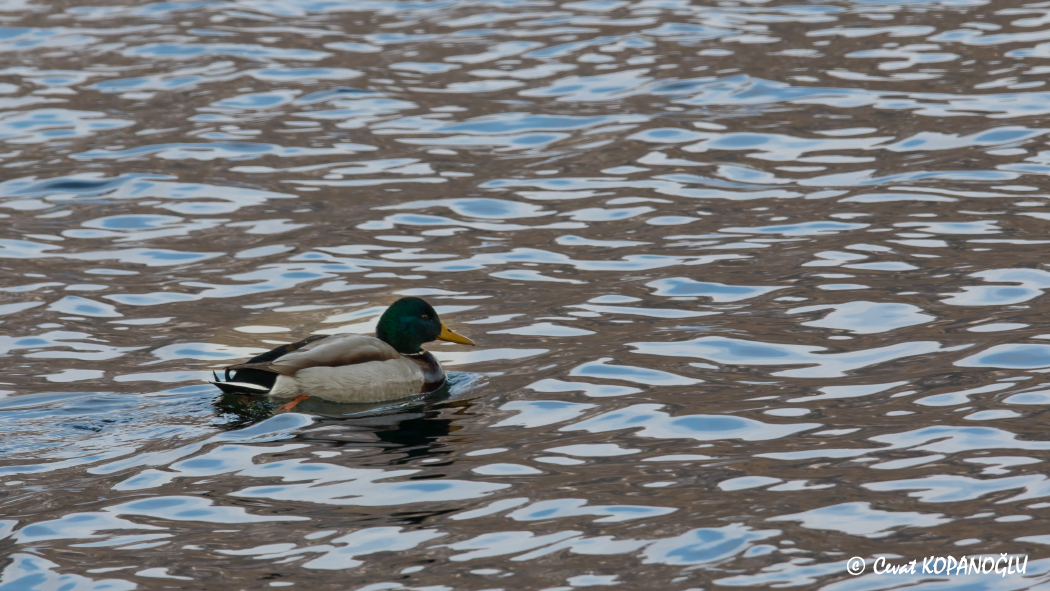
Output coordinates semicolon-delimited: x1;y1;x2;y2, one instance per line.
421;314;430;321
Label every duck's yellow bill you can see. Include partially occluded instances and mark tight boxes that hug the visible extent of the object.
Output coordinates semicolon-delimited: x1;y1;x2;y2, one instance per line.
438;323;475;346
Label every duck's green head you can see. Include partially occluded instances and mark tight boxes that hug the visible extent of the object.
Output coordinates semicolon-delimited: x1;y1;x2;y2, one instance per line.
376;296;475;354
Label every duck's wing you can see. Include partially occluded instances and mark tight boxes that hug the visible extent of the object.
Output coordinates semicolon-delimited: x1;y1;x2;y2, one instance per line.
243;334;328;366
228;334;401;377
212;335;327;394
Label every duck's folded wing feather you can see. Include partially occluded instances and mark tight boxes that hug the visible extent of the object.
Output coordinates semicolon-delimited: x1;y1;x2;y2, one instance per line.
230;334;401;376
242;334;327;366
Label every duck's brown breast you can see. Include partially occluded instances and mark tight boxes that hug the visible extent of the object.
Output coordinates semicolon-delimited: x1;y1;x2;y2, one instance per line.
405;351;446;392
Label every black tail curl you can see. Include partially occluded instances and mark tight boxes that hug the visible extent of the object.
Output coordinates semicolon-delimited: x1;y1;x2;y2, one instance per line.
210;366;276;396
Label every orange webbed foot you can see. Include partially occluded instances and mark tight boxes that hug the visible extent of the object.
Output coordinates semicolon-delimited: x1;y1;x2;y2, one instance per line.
278;394;310;412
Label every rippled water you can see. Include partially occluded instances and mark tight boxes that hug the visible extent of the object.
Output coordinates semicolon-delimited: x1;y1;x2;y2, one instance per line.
6;0;1050;588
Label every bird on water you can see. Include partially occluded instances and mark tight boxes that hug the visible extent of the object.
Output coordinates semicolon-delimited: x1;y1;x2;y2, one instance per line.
211;297;474;408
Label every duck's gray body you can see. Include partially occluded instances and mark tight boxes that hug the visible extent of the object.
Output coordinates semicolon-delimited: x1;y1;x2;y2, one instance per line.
212;334;446;403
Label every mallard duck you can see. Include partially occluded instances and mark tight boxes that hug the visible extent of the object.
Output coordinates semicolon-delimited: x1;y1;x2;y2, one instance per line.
210;297;474;404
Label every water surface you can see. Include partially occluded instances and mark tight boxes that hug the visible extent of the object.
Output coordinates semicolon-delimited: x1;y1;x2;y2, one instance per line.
3;0;1050;588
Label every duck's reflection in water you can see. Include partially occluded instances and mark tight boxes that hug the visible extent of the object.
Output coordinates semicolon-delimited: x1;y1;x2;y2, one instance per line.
212;372;475;467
